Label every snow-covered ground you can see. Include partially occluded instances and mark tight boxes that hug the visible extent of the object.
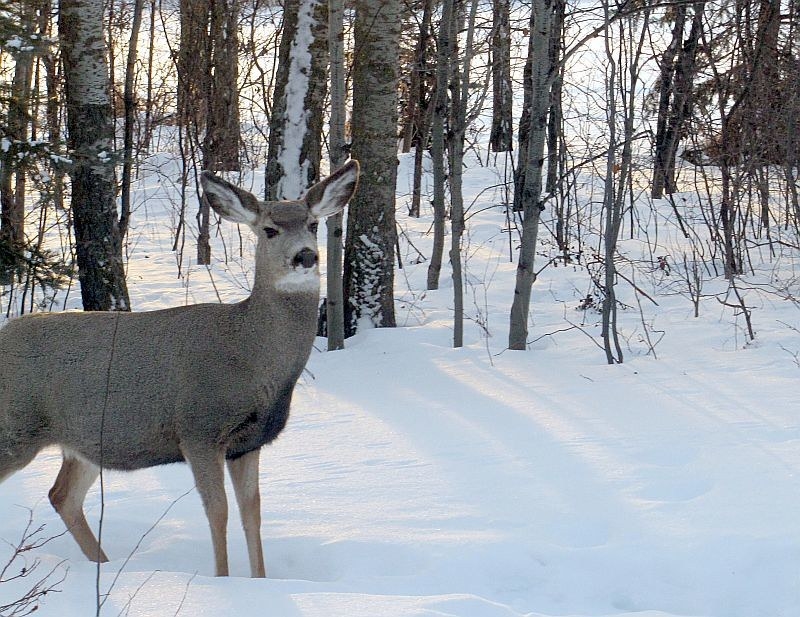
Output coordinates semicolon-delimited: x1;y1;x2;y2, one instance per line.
1;152;799;617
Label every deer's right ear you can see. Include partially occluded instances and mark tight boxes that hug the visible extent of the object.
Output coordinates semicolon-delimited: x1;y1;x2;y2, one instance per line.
201;171;260;226
305;160;360;218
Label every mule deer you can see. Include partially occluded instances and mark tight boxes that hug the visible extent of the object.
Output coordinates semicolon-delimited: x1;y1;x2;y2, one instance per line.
0;160;359;577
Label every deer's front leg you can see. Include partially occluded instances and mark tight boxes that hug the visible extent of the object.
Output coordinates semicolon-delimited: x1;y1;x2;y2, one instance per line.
184;446;229;576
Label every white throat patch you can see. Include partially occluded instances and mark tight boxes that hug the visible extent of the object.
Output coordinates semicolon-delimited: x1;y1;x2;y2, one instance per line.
275;267;320;293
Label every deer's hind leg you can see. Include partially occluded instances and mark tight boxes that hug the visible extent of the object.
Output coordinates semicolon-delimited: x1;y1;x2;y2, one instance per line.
0;439;39;484
48;451;108;563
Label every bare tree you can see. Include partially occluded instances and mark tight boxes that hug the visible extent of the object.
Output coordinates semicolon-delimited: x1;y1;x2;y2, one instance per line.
326;0;347;350
178;0;241;265
0;0;38;284
406;0;435;219
119;0;145;239
448;0;479;347
266;0;329;201
490;0;513;152
343;0;401;334
652;2;704;199
203;0;241;173
508;0;556;350
426;0;454;291
60;0;130;311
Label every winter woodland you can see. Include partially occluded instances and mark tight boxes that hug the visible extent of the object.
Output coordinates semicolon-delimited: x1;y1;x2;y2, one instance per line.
0;0;799;615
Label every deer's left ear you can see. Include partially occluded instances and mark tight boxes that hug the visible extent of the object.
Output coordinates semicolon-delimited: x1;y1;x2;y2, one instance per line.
201;171;261;226
305;160;360;219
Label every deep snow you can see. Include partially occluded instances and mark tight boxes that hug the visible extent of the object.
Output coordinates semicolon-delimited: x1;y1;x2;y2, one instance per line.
1;152;799;617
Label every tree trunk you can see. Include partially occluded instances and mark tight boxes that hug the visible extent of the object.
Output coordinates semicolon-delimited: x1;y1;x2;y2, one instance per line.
490;0;513;152
408;0;435;218
343;0;401;335
401;0;434;155
660;4;704;196
508;0;553;350
119;0;145;239
545;0;565;194
449;0;478;348
0;0;37;284
652;3;686;200
326;0;346;351
426;0;454;291
513;8;536;213
177;0;209;128
203;0;241;172
60;0;130;311
266;0;329;201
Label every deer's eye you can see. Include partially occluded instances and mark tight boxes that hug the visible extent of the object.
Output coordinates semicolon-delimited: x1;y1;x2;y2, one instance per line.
308;222;319;234
264;227;280;239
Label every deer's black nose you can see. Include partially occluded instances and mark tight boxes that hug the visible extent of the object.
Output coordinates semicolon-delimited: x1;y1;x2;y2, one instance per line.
293;248;318;269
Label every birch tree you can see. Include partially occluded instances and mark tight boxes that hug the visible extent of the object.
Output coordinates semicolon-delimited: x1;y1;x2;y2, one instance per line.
60;0;130;310
508;0;555;349
343;0;401;335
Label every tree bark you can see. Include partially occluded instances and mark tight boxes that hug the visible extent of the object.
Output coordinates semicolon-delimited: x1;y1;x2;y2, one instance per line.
266;0;329;201
449;0;479;348
177;0;209;128
326;0;346;351
408;0;435;218
60;0;130;311
508;0;554;350
203;0;241;172
426;0;454;291
545;0;565;194
490;0;513;152
651;4;686;200
119;0;145;239
0;0;37;283
343;0;401;335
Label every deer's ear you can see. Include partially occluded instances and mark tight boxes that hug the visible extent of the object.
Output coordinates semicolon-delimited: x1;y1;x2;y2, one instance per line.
201;171;260;226
305;160;360;219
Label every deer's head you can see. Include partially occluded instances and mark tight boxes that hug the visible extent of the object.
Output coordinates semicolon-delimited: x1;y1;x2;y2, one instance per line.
201;160;359;294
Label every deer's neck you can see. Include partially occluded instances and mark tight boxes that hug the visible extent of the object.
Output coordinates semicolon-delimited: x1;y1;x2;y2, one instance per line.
241;283;320;350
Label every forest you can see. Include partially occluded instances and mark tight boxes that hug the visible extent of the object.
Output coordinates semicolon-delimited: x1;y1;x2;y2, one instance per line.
1;0;800;616
0;0;797;357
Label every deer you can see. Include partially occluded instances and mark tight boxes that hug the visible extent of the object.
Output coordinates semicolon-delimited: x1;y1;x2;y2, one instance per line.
0;160;360;578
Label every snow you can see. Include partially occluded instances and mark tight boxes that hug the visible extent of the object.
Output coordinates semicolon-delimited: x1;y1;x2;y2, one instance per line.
2;155;800;616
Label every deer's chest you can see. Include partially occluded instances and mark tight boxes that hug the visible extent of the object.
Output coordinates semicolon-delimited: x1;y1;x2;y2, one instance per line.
223;378;296;460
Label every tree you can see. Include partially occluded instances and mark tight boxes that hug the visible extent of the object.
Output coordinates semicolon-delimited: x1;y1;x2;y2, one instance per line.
447;0;479;348
343;0;401;335
59;0;130;311
652;2;704;199
178;0;241;265
0;0;38;284
405;0;435;219
326;0;347;350
490;0;513;152
266;0;328;201
426;0;453;291
119;0;145;239
203;0;241;173
508;0;557;350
